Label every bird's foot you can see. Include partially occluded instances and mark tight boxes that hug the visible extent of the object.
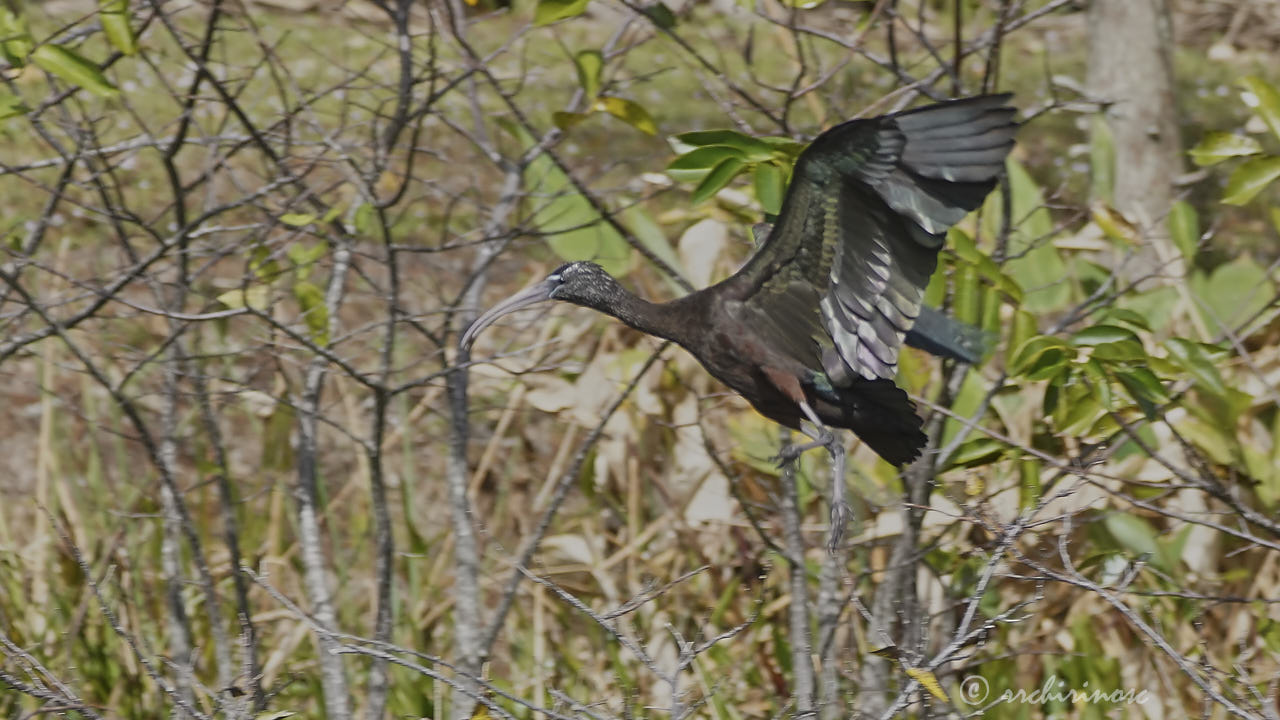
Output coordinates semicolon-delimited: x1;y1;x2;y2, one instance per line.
774;430;835;468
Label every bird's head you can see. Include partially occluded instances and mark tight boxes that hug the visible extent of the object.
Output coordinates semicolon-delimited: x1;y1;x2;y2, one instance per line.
459;261;616;350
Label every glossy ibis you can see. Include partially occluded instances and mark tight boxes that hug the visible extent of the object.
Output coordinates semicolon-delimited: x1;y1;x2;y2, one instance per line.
461;94;1017;549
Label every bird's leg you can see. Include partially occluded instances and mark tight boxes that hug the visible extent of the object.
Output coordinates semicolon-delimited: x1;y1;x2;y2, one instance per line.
775;401;850;554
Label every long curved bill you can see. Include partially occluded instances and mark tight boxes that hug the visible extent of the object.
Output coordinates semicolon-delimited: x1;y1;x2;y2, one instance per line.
459;278;557;350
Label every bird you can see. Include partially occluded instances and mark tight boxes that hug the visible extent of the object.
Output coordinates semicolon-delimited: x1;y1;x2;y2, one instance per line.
460;94;1018;550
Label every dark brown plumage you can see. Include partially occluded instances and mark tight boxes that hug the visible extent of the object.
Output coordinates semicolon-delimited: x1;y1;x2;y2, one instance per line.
462;94;1017;468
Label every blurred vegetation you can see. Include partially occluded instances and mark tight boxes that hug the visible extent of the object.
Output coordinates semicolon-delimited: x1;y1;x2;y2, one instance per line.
1;1;1279;719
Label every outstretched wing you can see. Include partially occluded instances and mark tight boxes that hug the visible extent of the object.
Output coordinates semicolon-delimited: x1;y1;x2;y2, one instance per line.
737;94;1017;384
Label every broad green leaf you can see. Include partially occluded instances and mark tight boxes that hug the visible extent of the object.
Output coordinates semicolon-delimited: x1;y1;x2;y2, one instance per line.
753;162;784;215
217;286;270;311
1104;513;1161;564
0;10;33;67
552;111;590;131
515;123;632;277
1222;156;1280;205
293;280;329;345
1165;338;1227;396
940;368;987;450
1240;75;1280;143
1072;324;1140;347
620;204;685;294
946;438;1005;469
99;0;138;56
31;44;119;98
672;129;774;160
1056;390;1103;436
1091;204;1138;245
667;146;747;183
1004;310;1038;366
952;265;980;326
1189;255;1272;333
1082;358;1114;409
280;213;315;227
690;156;744;205
595;96;656;135
1167;200;1199;260
573;50;602;99
1100;307;1151;332
1090;339;1147;363
1187;131;1261;166
287;242;326;281
640;1;676;28
1115;367;1168;419
353;202;374;235
1178;417;1239;466
1009;336;1070;381
0;93;29;120
991;158;1070;312
534;0;590;25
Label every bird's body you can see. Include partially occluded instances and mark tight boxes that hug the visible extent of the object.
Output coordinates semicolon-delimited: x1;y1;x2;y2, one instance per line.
462;94;1017;472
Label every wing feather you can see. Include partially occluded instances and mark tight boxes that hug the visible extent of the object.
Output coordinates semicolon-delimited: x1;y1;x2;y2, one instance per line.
736;94;1017;385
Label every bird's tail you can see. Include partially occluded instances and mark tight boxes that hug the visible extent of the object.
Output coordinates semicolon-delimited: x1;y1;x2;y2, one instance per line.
831;378;927;466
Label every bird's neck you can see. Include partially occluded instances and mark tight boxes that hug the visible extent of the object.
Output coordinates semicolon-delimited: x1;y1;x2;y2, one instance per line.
575;283;689;344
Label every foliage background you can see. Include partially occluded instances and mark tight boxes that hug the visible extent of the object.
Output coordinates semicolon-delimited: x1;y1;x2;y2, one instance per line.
1;0;1279;718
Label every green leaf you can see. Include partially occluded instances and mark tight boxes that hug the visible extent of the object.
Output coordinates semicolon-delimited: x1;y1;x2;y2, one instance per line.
353;202;375;236
0;9;33;67
595;96;656;135
1240;75;1280;143
1187;131;1261;166
293;280;329;345
753;162;785;215
513;123;633;277
1072;324;1139;347
689;156;744;205
216;286;270;311
1189;255;1272;333
99;0;138;56
1009;336;1070;381
667;146;747;183
1100;307;1151;332
1167;200;1199;261
280;212;316;227
993;158;1070;312
552;111;590;131
1082;358;1114;410
640;1;676;28
287;242;326;281
573;50;602;99
31;44;119;98
621;204;685;294
0;93;29;120
1089;339;1148;363
946;438;1006;469
1115;367;1168;419
1222;156;1280;205
1165;338;1227;396
1104;513;1160;563
672;129;774;160
534;0;590;25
